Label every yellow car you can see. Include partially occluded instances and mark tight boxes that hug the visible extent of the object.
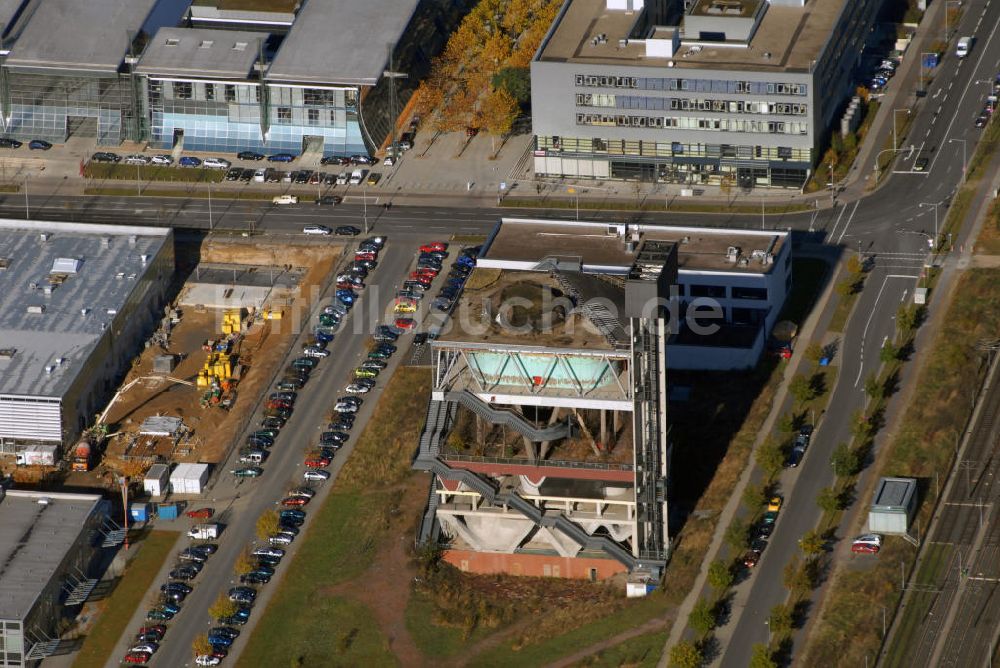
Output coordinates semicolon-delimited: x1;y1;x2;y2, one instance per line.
767;496;783;513
354;368;378;379
394;302;417;314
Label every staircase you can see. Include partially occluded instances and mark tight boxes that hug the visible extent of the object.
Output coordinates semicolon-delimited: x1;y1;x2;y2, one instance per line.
445;391;572;441
414;399;638;569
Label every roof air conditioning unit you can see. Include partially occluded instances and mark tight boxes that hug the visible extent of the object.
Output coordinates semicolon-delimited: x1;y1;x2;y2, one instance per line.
26;305;45;314
128;235;137;246
39;233;49;242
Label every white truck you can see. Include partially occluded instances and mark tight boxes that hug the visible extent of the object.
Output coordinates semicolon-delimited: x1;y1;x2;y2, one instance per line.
188;523;219;540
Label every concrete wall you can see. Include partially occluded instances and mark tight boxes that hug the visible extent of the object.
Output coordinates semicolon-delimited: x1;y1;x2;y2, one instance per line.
444;548;629;580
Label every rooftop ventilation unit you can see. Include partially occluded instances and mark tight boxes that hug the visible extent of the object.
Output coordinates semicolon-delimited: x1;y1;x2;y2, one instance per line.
140;254;149;264
51;257;80;273
26;305;44;314
39;233;49;242
726;246;740;262
0;258;8;269
101;237;111;249
0;348;15;360
128;235;137;246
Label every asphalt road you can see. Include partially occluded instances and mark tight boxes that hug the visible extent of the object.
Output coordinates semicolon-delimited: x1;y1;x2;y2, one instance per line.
103;236;420;668
718;0;1000;662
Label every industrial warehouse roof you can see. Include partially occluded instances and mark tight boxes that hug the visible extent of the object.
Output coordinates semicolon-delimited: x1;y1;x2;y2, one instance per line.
137;28;263;79
265;0;421;85
482;219;786;274
5;0;159;72
537;0;844;72
0;489;103;622
0;220;170;399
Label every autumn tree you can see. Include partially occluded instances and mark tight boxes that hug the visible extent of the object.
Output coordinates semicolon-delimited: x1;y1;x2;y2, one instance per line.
669;641;703;668
798;530;825;559
816;486;843;513
769;603;794;636
689;597;716;637
750;644;777;668
192;634;212;657
481;86;519;154
708;559;734;592
208;594;237;621
256;510;280;541
234;547;255;576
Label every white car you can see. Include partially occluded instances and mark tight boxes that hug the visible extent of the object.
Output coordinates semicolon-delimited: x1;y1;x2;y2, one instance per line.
150;154;173;166
336;172;349;185
203;157;231;169
269;533;294;545
344;383;371;394
303;224;331;235
333;402;358;413
130;642;159;654
274;195;299;205
302;347;330;358
253;168;267;183
124;154;149;165
303;469;331;481
383;156;395;166
196;656;221;667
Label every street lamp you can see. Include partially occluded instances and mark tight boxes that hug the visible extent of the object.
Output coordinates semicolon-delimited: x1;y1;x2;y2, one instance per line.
949;138;967;180
363;183;368;234
944;0;962;43
208;182;213;230
919;202;940;244
893;108;911;150
567;186;579;220
23;173;29;220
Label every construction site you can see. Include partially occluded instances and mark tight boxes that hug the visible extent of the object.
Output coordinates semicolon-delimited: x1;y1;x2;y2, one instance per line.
415;228;677;583
44;235;341;489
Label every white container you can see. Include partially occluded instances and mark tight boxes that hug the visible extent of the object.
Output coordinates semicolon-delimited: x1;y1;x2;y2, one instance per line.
143;463;171;497
170;462;210;495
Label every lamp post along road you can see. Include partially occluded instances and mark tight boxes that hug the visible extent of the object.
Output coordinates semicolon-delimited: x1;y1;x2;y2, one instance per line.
950;138;967;180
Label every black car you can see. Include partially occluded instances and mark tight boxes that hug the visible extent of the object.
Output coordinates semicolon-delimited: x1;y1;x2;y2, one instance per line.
28;139;52;150
316;195;342;206
414;332;429;345
237;151;265;161
189;543;218;557
161;582;193;594
91;151;120;162
225;168;242;181
169;566;199;581
261;416;286;430
240;571;272;585
786;445;805;468
293;170;311;184
350;154;373;164
0;137;23;149
335;226;361;236
321;431;349;444
321;155;350;165
240;168;254;182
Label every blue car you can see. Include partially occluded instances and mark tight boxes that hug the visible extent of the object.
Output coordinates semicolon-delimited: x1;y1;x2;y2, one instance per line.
314;329;335;343
161;601;181;614
336;298;353;311
28;139;52;150
455;255;475;268
208;635;234;647
336;291;355;304
267;153;295;162
179;156;202;167
280;509;306;521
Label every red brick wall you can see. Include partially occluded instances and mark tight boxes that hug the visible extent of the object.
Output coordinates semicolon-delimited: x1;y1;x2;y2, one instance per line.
443;549;628;580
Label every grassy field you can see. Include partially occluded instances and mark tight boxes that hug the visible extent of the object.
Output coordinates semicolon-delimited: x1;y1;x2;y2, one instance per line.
83;186;313;201
803;269;1000;666
236;369;429;667
405;591;492;658
975;199;1000;254
72;530;179;668
576;631;669;668
84;163;225;183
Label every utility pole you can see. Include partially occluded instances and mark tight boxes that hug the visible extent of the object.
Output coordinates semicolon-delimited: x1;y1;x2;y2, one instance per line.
23;173;28;219
208;182;213;230
383;43;408;161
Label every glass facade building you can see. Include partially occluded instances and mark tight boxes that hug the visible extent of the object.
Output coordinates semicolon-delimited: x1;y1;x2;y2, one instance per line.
145;78;367;156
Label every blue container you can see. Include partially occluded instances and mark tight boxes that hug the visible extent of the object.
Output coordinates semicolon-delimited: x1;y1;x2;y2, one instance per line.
130;502;149;522
157;503;179;520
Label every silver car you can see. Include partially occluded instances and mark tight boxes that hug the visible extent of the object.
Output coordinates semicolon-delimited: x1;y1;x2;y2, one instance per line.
302;346;330;358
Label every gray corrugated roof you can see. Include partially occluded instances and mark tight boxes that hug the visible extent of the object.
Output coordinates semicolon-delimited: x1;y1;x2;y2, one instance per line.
137;27;262;79
872;477;916;510
0;220;168;399
5;0;158;72
0;490;103;621
265;0;420;86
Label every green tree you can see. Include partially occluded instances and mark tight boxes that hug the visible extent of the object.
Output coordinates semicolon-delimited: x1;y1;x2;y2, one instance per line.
846;254;864;275
777;412;796;434
756;438;786;479
850;410;873;441
798;529;825;558
896;304;918;334
725;517;751;553
788;374;815;404
208;594;237;621
708;559;734;592
689;597;716;637
864;373;883;403
742;482;767;511
256;510;280;541
830;442;860;477
750;643;777;668
669;640;703;668
880;342;899;364
491;67;531;105
783;556;818;593
816;486;843;513
769;603;794;636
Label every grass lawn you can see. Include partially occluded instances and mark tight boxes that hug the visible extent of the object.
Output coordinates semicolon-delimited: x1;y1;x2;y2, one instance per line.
405;591;491;658
237;369;430;666
576;630;669;668
72;530;179;668
974;199;1000;254
84;163;224;183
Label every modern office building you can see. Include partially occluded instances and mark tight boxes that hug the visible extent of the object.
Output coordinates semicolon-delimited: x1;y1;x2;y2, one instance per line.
0;488;115;667
530;0;883;186
0;220;174;454
0;0;455;155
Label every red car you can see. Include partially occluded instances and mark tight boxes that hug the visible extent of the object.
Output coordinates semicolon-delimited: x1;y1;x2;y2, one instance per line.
420;242;447;253
304;457;331;468
281;496;309;507
123;652;151;665
354;251;376;261
394;318;417;330
266;400;293;411
851;542;880;555
410;271;436;281
137;625;166;639
185;507;214;519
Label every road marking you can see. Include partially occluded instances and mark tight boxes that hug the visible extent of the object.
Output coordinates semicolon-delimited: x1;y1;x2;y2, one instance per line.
855;275;892;387
902;289;909;302
837;200;860;244
829;203;847;238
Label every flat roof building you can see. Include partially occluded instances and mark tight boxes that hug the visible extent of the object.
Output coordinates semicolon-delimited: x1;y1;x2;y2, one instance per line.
0;220;174;451
531;0;884;186
0;488;111;667
869;476;917;535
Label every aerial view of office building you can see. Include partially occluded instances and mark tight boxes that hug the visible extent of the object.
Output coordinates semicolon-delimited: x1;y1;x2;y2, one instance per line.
0;220;174;453
530;0;882;186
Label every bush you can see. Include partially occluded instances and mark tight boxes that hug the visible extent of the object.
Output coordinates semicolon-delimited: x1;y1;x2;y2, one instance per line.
669;640;703;668
708;560;734;592
750;643;777;668
689;597;716;637
725;517;751;553
208;594;236;621
256;510;279;541
816;486;843;513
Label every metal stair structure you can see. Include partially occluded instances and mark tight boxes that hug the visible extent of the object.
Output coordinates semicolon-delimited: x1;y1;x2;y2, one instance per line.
62;570;99;606
414;399;638;569
444;390;573;441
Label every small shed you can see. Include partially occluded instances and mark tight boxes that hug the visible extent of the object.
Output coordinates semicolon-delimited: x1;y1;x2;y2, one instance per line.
170;462;210;495
143;463;171;498
869;477;918;534
130;502;151;522
153;354;177;373
157;503;179;520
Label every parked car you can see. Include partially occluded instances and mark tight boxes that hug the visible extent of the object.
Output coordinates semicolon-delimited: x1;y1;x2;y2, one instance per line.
281;496;309;507
0;137;23;149
179;156;202;167
90;151;118;162
185;507;214;519
196;656;222;666
240;571;272;584
28;139;52;150
303;469;331;481
267;153;295;162
231;466;264;478
851;533;882;554
237;151;265;161
786;445;805;468
150;154;172;165
124;651;152;664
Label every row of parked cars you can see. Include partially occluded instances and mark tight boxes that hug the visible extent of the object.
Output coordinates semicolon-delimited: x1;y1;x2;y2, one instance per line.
90;151;379;168
973;74;1000;128
865;57;898;92
0;137;52;150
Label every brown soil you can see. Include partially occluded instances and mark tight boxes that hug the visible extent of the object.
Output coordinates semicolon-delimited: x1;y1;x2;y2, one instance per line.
323;475;429;666
90;238;341;479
